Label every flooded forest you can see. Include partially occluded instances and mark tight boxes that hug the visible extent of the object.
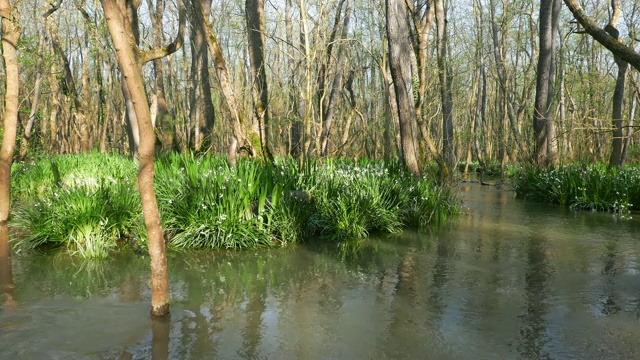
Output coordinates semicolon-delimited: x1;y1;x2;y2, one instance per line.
1;0;640;358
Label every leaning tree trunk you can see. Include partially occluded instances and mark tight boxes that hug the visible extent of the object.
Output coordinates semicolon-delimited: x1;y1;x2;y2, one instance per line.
100;0;185;317
198;3;246;165
0;0;21;223
386;0;421;175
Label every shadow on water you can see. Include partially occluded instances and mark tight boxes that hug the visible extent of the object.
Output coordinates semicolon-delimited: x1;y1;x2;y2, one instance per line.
3;184;640;359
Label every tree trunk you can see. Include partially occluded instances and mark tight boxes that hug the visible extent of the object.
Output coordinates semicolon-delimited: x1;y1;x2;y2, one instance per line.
246;0;272;160
198;3;245;165
318;0;352;157
435;0;455;181
0;0;21;223
606;0;628;167
50;24;91;153
386;0;421;175
19;2;61;159
533;0;561;166
146;0;173;153
100;0;185;317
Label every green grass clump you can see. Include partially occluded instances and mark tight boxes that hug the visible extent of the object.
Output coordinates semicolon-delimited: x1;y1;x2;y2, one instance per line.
12;182;143;258
11;153;459;257
11;153;141;258
511;164;640;215
303;159;458;241
11;152;137;201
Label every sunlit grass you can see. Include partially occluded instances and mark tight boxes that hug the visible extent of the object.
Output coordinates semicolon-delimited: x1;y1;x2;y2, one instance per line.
511;164;640;216
11;153;459;257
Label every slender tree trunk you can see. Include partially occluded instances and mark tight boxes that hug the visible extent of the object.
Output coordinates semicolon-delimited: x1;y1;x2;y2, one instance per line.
386;0;421;175
285;0;302;158
435;0;455;181
606;0;628;167
533;0;561;166
146;0;174;153
100;0;185;317
621;84;637;167
198;4;245;164
319;0;352;156
0;0;21;223
19;2;61;159
50;24;91;153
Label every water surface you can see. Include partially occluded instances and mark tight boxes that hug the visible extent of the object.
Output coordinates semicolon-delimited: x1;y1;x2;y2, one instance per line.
1;184;639;359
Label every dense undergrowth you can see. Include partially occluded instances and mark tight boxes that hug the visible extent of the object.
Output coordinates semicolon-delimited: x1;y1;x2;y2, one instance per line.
511;164;640;216
10;153;458;258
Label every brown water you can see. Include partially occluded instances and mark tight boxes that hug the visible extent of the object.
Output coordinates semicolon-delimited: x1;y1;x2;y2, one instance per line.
1;183;639;359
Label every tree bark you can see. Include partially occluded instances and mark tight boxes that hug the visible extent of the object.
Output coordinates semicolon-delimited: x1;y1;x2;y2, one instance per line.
318;0;352;156
198;3;246;165
0;0;21;223
386;0;421;175
435;0;455;181
533;0;561;166
246;0;273;160
100;0;184;317
606;0;628;167
146;0;173;152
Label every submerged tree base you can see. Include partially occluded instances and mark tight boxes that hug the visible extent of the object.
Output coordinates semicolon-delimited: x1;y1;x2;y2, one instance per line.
10;153;459;258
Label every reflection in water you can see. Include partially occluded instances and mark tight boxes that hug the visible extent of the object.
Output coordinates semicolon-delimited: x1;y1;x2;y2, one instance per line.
2;184;640;359
599;239;622;316
151;316;170;360
517;233;553;359
0;225;17;310
241;277;266;358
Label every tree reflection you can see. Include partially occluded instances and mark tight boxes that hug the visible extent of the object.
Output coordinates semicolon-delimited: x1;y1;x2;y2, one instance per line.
598;239;621;316
241;283;266;358
0;224;17;309
517;233;553;359
151;315;170;360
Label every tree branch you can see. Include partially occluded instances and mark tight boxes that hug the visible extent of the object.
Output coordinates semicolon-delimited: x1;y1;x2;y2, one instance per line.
140;0;185;64
563;0;640;71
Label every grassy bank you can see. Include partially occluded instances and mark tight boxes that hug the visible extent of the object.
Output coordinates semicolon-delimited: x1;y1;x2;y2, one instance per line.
10;153;459;258
511;164;640;216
